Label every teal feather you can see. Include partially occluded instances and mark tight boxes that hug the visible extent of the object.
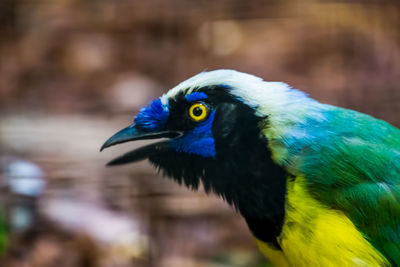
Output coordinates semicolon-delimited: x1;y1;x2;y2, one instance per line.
271;103;400;264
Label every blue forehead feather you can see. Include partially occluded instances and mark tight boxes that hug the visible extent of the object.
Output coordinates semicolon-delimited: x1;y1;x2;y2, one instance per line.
134;98;169;131
185;92;208;102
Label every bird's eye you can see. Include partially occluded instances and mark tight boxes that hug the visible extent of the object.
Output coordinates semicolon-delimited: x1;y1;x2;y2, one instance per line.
188;103;208;122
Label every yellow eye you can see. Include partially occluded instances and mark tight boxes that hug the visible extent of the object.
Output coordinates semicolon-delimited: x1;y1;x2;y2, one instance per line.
188;103;208;122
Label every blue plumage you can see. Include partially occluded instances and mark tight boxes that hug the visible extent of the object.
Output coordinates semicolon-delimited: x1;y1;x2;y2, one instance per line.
170;111;216;157
134;95;216;157
185;92;208;102
134;98;169;131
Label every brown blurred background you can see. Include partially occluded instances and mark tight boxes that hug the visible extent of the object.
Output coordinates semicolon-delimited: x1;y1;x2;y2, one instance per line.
0;0;399;266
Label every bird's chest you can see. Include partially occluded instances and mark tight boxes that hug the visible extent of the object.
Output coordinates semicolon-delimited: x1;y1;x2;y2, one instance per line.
257;177;389;267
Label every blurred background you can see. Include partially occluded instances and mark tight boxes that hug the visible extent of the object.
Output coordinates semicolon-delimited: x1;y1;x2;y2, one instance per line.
0;0;399;266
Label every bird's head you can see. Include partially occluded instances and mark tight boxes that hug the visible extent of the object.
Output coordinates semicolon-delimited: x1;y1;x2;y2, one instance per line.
101;69;305;211
102;69;313;245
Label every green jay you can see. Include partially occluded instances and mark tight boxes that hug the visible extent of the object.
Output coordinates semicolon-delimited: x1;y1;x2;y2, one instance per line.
102;70;400;266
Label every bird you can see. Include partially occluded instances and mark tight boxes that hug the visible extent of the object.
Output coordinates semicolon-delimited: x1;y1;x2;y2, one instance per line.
101;69;400;266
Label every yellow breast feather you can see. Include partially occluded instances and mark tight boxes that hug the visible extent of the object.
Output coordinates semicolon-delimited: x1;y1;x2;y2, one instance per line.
257;176;389;267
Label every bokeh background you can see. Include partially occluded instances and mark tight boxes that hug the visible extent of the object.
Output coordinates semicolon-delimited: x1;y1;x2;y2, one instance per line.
0;0;399;266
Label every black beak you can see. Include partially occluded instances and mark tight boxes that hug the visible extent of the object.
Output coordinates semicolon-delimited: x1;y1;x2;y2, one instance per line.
100;125;182;166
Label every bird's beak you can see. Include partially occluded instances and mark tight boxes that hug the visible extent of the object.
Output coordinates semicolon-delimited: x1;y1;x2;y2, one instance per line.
100;124;182;166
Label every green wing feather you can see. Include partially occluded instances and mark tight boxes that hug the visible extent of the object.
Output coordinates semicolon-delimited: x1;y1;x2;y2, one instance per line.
271;104;400;264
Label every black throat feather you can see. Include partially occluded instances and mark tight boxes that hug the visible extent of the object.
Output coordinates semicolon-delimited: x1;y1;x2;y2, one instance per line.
148;86;287;248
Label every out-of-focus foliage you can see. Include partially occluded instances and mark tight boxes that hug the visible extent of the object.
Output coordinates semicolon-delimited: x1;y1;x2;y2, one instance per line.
0;208;7;254
0;0;399;266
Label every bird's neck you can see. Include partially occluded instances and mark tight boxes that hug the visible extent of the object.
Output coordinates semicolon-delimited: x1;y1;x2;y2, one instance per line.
150;98;289;248
210;136;288;249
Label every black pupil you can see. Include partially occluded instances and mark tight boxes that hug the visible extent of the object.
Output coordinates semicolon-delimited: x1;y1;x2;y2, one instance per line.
193;106;203;117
